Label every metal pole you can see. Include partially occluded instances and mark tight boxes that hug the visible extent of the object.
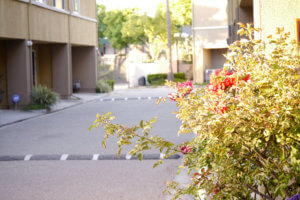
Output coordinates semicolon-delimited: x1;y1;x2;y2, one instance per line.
166;0;174;81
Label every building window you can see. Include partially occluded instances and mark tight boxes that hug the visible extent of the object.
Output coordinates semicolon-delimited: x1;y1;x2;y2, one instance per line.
73;0;80;13
35;0;46;4
53;0;65;9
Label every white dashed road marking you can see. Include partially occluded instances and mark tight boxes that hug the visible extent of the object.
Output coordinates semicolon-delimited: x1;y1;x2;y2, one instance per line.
24;154;32;161
60;154;69;161
125;154;132;160
92;154;99;161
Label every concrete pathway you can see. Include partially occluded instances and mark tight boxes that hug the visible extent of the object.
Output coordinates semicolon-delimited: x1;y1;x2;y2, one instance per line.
0;93;108;127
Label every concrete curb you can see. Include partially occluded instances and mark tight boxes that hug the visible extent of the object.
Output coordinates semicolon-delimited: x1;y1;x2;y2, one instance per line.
0;154;181;162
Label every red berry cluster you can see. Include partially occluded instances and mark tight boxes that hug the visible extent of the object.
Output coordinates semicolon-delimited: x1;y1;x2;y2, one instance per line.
168;80;193;101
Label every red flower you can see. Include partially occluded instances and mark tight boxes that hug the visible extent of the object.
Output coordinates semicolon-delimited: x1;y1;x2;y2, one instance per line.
178;80;193;96
243;74;250;82
168;93;177;101
220;106;227;114
169;81;193;101
214;69;223;76
180;145;191;155
225;71;234;76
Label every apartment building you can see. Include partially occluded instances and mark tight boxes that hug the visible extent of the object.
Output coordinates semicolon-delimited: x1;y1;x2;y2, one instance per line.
193;0;300;83
228;0;300;42
0;0;98;108
192;0;229;83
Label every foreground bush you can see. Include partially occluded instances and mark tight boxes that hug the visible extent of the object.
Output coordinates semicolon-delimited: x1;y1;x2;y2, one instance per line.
32;85;58;109
90;25;300;199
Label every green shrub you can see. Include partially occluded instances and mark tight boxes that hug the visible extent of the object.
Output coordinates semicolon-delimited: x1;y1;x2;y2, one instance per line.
174;78;186;83
147;73;186;85
23;104;46;110
32;85;58;108
105;80;114;90
91;25;300;199
96;80;112;93
174;73;186;80
147;73;167;85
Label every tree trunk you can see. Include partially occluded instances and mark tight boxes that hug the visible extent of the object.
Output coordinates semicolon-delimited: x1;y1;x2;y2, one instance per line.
166;0;174;81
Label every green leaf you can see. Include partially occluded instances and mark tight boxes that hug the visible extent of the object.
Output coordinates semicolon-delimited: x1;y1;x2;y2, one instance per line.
138;153;143;161
102;140;107;149
140;120;144;128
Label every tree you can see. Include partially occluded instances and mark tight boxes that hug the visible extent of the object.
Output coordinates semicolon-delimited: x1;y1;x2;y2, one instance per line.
122;12;149;45
170;0;192;26
97;5;107;41
103;9;136;50
166;0;174;81
97;0;192;57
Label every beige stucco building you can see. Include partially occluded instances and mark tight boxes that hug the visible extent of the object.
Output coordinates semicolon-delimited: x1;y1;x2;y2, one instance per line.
192;0;229;83
228;0;300;42
193;0;300;83
0;0;98;108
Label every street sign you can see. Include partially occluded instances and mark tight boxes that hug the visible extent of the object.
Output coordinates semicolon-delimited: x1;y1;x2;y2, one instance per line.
12;94;20;103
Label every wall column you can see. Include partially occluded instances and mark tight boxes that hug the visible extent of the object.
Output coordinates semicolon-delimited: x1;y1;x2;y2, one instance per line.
6;40;32;106
51;44;72;99
193;48;205;83
72;46;97;92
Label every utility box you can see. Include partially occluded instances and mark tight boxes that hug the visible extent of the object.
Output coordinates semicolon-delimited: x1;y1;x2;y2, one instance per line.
138;76;146;86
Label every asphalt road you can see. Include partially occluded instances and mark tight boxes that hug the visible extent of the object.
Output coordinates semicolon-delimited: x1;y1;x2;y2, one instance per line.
0;88;193;200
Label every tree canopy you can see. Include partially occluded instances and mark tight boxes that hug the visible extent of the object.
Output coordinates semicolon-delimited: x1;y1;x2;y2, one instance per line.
102;9;135;50
97;0;192;53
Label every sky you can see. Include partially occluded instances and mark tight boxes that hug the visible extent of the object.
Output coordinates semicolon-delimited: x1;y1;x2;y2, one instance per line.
96;0;164;16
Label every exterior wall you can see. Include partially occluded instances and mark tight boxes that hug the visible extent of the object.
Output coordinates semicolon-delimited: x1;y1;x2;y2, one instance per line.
72;47;97;92
254;0;300;40
211;48;227;69
70;17;98;46
227;0;253;44
192;0;229;83
0;0;97;46
29;6;69;43
52;44;72;99
0;40;8;108
202;49;211;70
6;40;32;106
0;0;29;39
33;44;52;88
79;0;97;19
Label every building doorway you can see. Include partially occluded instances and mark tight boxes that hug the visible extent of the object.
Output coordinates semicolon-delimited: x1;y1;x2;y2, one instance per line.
32;50;37;86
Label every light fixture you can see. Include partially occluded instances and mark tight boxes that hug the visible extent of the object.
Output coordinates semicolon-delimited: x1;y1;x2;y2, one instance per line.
27;40;33;47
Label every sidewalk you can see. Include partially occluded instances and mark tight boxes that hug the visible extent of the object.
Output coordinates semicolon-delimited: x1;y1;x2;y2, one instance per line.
0;93;108;127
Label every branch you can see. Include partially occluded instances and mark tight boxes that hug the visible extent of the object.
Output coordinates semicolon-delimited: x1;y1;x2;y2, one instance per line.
234;132;290;198
245;184;273;200
262;181;273;199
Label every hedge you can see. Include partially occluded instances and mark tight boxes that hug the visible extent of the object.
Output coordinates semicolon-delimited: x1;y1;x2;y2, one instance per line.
147;73;186;85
